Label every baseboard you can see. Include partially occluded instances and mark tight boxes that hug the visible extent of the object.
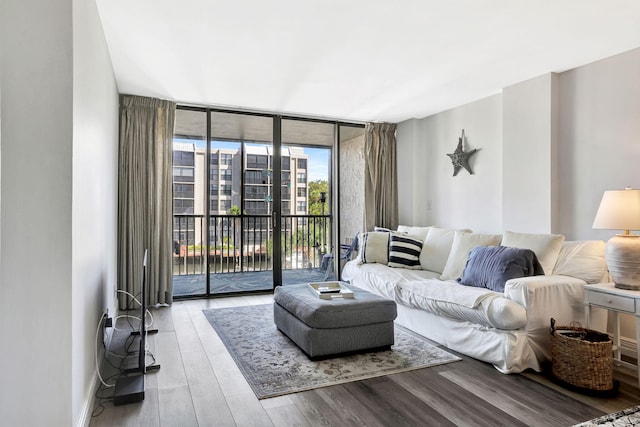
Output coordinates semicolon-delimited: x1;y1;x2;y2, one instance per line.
77;371;99;427
79;324;111;427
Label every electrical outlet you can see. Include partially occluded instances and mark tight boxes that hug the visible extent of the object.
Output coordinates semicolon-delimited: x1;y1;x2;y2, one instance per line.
102;310;113;348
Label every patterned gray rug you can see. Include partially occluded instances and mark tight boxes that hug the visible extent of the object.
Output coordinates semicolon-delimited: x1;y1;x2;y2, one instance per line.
574;406;640;426
203;304;461;399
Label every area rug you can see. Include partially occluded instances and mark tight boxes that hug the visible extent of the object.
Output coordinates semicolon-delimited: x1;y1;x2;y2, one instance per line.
203;304;461;399
573;406;640;426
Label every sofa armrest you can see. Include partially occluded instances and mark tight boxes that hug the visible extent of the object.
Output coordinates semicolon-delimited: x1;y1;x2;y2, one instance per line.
504;275;586;330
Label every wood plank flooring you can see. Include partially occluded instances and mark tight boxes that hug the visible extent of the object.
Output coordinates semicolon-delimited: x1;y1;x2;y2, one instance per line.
90;295;640;427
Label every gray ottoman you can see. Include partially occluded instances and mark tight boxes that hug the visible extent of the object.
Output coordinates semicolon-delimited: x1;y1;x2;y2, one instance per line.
273;283;397;359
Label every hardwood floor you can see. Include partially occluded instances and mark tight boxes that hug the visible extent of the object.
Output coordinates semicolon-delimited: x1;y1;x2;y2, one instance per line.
90;295;640;427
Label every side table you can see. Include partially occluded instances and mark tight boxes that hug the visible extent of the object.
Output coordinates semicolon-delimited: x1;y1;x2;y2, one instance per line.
584;282;640;388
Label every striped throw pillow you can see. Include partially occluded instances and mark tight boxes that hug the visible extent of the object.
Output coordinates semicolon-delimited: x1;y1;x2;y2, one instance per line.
388;233;423;269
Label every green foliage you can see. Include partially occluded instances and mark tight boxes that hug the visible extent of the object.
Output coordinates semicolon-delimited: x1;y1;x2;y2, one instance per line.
308;180;329;215
217;236;234;250
227;205;247;215
263;235;292;257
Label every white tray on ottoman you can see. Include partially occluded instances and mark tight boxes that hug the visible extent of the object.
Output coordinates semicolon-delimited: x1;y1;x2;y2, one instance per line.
273;282;397;359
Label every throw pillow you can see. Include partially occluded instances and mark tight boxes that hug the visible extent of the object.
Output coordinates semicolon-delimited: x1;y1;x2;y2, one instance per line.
420;227;472;273
501;231;565;275
357;231;389;264
458;246;545;292
387;232;423;269
552;240;607;284
439;232;502;280
396;225;432;240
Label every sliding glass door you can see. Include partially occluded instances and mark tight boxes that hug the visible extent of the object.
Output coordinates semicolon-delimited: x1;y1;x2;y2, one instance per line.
172;108;346;297
281;119;334;286
208;111;275;294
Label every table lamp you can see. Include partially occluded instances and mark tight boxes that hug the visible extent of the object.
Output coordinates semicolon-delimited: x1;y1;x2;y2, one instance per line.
592;188;640;290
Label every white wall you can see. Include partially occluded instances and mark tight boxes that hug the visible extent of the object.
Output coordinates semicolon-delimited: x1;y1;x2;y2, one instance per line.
502;73;560;233
72;0;119;425
0;0;119;426
397;94;503;233
1;1;74;425
558;47;640;241
397;118;428;226
399;48;640;239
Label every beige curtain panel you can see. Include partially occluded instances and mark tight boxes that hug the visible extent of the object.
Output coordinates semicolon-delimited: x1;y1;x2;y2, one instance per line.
363;122;398;232
118;95;176;308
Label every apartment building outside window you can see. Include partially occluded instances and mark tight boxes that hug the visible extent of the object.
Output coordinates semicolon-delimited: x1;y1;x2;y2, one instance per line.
221;153;233;165
281;156;290;171
174;183;194;199
173;167;194;182
172;143;197;243
174;150;194;167
245;170;264;184
247;154;268;169
221;199;232;211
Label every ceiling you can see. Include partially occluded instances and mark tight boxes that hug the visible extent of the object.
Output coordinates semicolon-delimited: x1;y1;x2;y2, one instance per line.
96;0;640;124
174;108;365;145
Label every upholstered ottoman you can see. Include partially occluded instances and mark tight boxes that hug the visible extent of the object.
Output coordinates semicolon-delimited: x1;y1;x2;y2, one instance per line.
273;283;397;359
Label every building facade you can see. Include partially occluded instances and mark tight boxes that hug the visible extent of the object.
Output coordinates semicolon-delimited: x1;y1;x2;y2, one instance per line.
172;143;309;250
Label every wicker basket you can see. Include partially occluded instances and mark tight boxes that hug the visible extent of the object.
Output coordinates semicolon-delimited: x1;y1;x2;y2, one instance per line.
550;318;613;392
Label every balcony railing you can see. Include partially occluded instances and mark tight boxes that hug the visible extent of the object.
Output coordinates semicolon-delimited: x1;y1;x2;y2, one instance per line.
173;214;331;277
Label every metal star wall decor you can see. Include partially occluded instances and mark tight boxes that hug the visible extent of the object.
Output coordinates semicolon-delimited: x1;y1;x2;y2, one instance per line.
447;129;479;176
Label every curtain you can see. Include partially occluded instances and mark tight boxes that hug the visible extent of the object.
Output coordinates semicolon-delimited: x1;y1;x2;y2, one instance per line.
118;95;176;308
363;122;398;232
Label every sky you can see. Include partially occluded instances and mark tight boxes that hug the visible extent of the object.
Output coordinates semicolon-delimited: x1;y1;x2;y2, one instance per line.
303;147;329;182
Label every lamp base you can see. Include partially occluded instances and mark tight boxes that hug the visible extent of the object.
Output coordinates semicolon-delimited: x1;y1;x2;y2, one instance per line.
606;234;640;291
614;283;640;291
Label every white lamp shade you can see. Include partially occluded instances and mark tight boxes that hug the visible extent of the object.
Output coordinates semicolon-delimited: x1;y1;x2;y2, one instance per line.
592;189;640;232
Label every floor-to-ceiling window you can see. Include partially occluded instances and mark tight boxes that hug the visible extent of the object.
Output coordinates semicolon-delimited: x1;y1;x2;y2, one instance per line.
172;107;361;297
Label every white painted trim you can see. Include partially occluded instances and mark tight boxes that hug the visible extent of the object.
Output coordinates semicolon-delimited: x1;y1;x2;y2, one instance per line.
77;372;99;427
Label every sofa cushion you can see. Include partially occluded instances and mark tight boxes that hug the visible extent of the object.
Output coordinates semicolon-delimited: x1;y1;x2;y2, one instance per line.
440;232;502;280
501;231;565;275
552;240;606;283
459;246;545;292
396;225;431;241
388;233;423;269
396;279;527;330
357;231;389;264
342;259;440;301
420;227;472;273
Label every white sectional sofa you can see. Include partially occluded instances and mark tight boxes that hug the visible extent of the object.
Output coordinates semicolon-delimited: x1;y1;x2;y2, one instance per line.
341;226;608;373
